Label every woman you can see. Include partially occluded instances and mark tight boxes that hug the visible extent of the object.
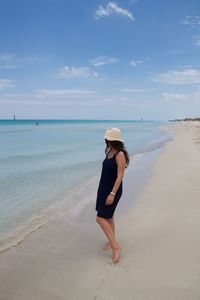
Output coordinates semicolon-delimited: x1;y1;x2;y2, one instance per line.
96;127;129;264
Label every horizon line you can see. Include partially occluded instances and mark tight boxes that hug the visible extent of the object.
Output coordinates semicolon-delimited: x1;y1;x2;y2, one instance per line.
0;118;166;122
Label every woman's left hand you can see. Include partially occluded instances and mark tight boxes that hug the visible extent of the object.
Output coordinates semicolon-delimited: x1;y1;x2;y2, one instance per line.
105;194;114;205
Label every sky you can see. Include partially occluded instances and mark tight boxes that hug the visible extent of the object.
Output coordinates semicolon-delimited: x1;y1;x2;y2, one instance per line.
0;0;200;120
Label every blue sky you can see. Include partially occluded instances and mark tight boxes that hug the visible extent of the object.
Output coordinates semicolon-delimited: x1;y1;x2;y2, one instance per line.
0;0;200;120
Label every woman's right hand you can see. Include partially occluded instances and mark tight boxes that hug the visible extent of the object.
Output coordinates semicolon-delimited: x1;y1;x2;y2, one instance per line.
105;194;114;205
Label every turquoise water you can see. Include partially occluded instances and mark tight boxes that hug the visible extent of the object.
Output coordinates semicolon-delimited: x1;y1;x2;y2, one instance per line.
0;119;172;252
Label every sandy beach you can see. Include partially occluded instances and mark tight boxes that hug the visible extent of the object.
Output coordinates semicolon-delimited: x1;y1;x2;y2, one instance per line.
0;122;200;300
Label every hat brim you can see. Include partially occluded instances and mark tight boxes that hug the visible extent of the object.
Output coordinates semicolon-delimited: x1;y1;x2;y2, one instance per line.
104;135;124;142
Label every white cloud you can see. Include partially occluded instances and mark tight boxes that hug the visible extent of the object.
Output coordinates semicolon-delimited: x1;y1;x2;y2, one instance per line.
179;64;200;69
57;66;99;78
0;53;16;62
122;88;156;93
182;16;200;28
0;53;19;69
154;69;200;85
161;90;200;105
0;79;16;90
90;56;119;66
0;93;39;105
95;2;134;21
169;49;187;55
0;52;36;69
181;16;200;48
37;89;98;98
162;92;188;101
0;89;99;106
130;59;144;66
123;88;144;92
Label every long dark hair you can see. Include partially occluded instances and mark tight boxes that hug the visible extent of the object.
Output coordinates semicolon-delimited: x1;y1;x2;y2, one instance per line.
105;139;130;167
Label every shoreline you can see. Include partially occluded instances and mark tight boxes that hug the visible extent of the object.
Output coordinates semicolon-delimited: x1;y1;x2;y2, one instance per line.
1;122;200;299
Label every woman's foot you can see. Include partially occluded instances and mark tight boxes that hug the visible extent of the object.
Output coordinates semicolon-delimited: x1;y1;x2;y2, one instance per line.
103;242;112;251
112;246;121;264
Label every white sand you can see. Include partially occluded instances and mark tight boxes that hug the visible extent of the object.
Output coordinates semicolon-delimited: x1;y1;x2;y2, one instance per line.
0;122;200;300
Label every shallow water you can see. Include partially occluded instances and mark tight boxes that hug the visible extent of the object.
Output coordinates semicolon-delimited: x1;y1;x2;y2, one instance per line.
0;119;173;252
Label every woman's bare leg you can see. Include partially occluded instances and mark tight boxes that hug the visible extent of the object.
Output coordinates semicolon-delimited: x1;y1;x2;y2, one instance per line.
96;216;121;263
109;217;115;236
103;217;115;250
96;216;118;250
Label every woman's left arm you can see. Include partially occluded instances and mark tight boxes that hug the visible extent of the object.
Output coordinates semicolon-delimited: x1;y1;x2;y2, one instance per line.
105;152;126;205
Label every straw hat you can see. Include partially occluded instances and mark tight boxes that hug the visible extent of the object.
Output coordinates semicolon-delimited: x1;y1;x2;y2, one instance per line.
104;127;124;142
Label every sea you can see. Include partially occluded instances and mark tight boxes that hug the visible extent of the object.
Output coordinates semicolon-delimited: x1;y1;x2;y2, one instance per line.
0;119;173;253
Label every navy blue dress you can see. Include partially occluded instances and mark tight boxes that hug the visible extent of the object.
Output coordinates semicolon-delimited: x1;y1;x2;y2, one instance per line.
96;151;123;219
